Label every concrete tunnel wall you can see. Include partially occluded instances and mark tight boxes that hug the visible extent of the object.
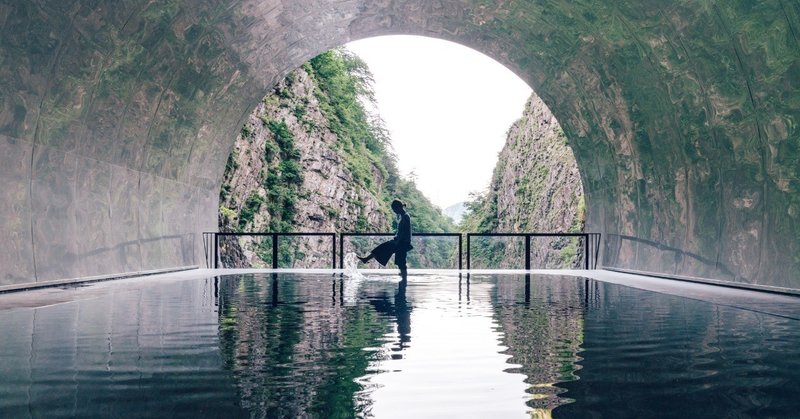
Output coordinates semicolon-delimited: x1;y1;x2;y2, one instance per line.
1;0;799;289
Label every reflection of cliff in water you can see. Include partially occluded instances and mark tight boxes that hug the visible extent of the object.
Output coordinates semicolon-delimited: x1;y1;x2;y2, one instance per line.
492;274;585;414
217;274;396;417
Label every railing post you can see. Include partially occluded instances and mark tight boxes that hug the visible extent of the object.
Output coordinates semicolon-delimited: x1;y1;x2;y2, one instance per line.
594;234;602;269
202;233;208;268
466;234;471;270
214;233;219;269
332;233;336;269
272;234;278;269
524;235;531;270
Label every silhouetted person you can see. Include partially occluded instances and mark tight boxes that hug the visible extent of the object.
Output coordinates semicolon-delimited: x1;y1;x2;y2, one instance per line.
358;199;413;277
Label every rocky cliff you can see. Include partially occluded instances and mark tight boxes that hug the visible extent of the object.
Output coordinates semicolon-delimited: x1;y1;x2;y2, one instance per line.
462;93;585;269
218;50;454;268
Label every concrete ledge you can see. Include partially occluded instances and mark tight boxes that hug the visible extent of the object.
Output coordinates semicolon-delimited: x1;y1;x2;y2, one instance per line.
603;267;800;297
0;266;200;294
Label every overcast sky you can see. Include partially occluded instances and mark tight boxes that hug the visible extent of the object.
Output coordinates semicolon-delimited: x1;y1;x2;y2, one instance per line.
346;35;532;210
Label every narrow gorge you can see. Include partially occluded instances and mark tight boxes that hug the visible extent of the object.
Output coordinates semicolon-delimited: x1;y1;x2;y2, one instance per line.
217;50;453;268
462;94;585;269
219;49;584;269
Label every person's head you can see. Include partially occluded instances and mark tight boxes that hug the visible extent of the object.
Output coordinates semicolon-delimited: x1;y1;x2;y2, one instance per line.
390;199;406;215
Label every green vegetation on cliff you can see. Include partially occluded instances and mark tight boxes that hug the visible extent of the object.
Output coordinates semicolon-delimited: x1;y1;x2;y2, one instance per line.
304;50;454;233
305;50;387;190
223;117;304;234
218;48;455;267
459;191;499;234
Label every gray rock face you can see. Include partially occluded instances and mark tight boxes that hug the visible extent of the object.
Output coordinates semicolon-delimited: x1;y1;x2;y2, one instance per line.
1;1;800;289
494;95;584;236
466;93;585;269
218;66;388;267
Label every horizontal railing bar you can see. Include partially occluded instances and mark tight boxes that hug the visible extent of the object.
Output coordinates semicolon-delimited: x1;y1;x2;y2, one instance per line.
341;232;461;237
211;232;335;237
208;232;598;237
467;233;589;237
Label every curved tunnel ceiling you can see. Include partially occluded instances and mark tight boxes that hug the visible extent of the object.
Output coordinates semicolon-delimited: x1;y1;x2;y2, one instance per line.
1;1;799;289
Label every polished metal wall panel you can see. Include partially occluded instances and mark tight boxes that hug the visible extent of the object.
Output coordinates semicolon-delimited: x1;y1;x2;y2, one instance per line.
30;144;81;282
74;157;117;278
0;135;35;285
136;173;168;270
108;165;143;274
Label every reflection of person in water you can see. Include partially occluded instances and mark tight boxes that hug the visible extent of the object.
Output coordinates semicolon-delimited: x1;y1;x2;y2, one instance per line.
365;279;412;354
394;278;411;351
358;199;412;278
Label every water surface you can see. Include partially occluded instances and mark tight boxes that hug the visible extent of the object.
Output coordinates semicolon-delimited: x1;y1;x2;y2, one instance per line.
0;272;798;418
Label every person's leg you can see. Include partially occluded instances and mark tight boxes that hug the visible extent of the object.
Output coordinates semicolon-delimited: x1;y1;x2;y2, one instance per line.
358;253;374;263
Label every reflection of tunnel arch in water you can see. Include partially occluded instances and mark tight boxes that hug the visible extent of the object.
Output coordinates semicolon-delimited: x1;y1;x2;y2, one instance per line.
1;1;799;289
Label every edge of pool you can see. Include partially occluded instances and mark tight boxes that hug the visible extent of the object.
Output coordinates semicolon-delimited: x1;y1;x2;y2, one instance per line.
3;266;799;300
0;265;200;294
600;267;800;297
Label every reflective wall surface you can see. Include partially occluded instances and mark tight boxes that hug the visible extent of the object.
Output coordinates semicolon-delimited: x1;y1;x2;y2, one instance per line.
1;134;215;284
1;1;799;288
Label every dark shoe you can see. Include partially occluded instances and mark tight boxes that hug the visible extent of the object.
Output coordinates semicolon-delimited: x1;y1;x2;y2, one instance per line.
357;256;370;263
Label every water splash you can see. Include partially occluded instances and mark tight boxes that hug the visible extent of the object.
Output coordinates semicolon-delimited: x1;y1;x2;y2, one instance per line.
343;252;365;280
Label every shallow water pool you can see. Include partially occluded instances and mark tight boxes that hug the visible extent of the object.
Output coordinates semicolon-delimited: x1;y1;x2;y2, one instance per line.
1;272;799;418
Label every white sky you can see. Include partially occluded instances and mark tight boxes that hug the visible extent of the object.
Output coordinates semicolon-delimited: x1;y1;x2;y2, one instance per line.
346;35;532;210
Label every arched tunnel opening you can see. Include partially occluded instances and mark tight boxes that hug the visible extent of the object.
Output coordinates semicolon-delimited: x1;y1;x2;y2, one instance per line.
1;1;799;290
216;36;587;271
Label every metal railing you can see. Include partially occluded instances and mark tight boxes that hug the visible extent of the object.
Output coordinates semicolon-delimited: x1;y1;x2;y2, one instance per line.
204;232;336;269
203;231;601;270
466;233;601;270
339;233;462;270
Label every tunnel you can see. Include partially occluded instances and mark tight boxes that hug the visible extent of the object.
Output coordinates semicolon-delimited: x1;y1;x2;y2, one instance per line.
1;0;799;290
